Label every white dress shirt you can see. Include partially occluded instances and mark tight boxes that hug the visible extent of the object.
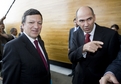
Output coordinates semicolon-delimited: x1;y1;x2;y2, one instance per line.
83;24;96;58
23;32;47;61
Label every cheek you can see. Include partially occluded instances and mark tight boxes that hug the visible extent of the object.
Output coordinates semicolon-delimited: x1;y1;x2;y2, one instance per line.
39;26;42;30
90;20;95;24
90;21;94;27
23;27;29;33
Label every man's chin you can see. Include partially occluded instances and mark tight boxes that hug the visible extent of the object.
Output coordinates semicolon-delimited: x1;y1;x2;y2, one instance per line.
31;34;39;38
85;30;91;33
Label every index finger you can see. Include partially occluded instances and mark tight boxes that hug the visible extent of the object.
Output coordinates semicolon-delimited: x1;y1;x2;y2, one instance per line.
92;41;104;45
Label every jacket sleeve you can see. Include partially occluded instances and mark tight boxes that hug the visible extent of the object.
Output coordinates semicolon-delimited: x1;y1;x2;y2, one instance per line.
2;42;21;84
68;30;84;63
107;31;120;63
105;45;121;83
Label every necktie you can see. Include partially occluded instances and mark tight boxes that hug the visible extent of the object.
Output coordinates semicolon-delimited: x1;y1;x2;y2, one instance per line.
85;33;91;57
85;33;90;43
34;40;48;70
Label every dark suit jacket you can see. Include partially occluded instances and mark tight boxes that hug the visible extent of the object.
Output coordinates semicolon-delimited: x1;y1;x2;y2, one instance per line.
69;27;79;71
2;34;51;84
105;45;121;83
118;34;121;44
69;28;75;49
68;23;120;84
18;32;23;37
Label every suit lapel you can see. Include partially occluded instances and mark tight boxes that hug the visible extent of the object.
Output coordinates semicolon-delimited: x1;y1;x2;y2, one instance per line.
37;35;50;69
21;34;45;63
93;24;103;41
21;34;50;70
78;27;85;45
87;24;104;65
37;35;49;64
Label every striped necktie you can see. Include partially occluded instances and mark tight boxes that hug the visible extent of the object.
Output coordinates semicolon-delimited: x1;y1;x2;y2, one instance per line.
34;40;48;70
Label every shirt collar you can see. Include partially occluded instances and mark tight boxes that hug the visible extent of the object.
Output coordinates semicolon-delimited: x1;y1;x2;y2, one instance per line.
74;26;79;31
23;32;38;43
11;34;16;38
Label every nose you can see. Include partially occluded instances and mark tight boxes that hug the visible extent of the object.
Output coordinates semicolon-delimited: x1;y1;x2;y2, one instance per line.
84;21;89;26
34;23;39;28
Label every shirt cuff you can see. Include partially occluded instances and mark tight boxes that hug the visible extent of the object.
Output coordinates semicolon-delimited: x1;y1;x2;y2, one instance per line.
104;71;115;76
82;52;87;58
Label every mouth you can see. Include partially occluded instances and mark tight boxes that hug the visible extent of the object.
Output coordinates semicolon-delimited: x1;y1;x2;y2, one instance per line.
32;29;40;34
85;27;90;31
32;30;38;33
84;27;91;33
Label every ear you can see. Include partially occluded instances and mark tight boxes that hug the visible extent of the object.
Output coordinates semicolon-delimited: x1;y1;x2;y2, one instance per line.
76;19;80;26
21;23;24;27
93;14;96;22
21;23;25;30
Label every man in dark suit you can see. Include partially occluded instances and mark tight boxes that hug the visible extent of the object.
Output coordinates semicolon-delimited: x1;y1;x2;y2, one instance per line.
10;28;18;39
110;24;121;44
2;9;51;84
68;6;120;84
68;18;79;76
99;45;121;84
99;46;121;84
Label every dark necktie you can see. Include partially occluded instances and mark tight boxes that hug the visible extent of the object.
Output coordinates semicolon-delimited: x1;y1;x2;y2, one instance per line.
85;33;90;43
34;40;48;70
85;33;91;57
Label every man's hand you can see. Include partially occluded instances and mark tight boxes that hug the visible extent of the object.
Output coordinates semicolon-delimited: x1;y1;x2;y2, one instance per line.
0;33;9;38
1;16;6;21
0;16;6;24
83;41;104;53
99;73;119;84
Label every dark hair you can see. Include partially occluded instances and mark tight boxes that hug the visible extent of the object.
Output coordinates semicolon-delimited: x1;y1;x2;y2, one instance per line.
88;6;94;15
111;24;119;30
21;8;43;24
73;18;76;21
10;28;16;33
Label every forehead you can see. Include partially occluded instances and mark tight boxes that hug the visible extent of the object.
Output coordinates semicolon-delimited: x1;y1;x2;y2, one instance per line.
26;15;42;21
77;8;94;20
